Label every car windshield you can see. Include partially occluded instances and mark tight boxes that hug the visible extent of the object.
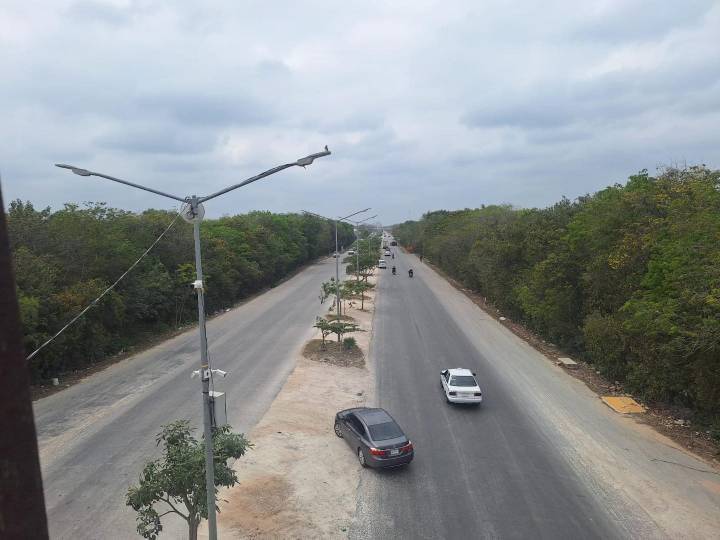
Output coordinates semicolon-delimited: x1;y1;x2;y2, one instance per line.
368;421;403;441
450;375;477;387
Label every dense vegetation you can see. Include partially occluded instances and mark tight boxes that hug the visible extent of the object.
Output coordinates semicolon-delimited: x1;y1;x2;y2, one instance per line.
8;200;354;382
394;166;720;429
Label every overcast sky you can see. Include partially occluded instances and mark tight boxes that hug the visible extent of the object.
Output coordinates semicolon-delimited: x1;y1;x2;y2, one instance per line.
2;1;719;224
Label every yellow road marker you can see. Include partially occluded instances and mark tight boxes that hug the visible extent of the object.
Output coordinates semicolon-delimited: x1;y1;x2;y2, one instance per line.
601;396;646;414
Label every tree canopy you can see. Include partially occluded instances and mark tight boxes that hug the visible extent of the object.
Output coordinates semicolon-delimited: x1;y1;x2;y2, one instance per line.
8;201;354;381
126;420;250;540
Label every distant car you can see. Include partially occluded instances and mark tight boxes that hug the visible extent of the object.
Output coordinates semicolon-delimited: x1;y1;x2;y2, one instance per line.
440;368;483;405
378;259;387;269
334;407;414;468
332;253;338;258
348;250;355;255
390;240;397;246
384;250;391;257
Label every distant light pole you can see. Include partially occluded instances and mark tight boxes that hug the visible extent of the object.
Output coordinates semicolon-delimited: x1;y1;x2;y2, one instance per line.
303;208;369;316
56;147;331;540
341;214;377;281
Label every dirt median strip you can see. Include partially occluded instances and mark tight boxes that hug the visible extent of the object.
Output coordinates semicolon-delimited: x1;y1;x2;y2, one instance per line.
202;278;377;539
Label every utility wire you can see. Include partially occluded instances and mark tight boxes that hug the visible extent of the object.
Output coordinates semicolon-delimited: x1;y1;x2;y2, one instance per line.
26;209;183;361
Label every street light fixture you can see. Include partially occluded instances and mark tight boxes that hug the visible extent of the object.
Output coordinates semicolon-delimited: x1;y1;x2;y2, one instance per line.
341;214;377;282
302;207;370;317
56;147;330;540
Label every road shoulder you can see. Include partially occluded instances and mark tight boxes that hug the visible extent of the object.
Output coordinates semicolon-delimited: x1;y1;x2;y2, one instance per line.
418;253;719;469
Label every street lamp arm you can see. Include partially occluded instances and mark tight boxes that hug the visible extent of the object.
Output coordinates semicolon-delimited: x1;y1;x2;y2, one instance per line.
339;207;371;221
199;147;331;204
199;162;295;203
55;164;188;203
342;214;377;225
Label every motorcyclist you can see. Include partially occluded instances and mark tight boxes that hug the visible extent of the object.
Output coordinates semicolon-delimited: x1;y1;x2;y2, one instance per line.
392;253;395;259
408;268;414;278
392;266;396;275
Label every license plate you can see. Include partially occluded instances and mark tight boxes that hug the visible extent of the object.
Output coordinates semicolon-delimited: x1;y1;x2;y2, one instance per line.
390;449;400;456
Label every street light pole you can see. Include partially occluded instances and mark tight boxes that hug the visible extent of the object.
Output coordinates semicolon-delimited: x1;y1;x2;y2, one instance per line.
189;195;217;537
334;220;340;314
340;214;376;282
302;208;369;317
56;147;330;540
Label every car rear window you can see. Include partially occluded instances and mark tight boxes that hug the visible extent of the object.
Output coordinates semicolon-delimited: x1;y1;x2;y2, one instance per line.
450;375;477;387
368;421;403;441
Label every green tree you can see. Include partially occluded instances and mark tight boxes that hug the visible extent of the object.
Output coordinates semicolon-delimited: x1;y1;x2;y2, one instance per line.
343;280;373;310
313;317;334;348
314;317;361;344
126;420;250;540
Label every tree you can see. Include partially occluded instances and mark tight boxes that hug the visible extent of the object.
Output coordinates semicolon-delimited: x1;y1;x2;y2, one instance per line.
343;280;373;310
313;317;361;345
126;420;250;540
313;317;334;348
327;319;361;343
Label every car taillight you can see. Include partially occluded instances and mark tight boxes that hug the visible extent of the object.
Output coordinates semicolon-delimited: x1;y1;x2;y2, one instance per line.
401;441;413;453
369;447;387;456
474;392;482;396
449;391;457;396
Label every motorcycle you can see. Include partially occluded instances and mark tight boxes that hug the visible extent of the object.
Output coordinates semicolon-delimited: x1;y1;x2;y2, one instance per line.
408;269;414;278
392;266;396;275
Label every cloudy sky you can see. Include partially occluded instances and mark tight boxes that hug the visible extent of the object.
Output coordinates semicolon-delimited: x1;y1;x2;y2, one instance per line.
1;0;719;224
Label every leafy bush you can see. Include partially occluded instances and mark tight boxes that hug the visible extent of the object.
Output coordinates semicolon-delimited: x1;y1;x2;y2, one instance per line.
343;337;357;350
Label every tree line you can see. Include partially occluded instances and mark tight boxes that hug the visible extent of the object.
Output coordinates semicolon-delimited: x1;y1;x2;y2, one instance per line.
394;166;720;432
8;200;354;382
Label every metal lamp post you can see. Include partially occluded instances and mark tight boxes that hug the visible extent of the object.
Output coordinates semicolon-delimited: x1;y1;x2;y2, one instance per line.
341;214;377;281
56;147;330;540
302;208;369;316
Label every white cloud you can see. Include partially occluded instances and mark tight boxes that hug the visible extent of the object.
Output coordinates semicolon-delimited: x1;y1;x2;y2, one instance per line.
1;0;719;224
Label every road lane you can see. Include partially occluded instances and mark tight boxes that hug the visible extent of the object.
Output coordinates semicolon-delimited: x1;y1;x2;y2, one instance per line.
352;249;663;539
34;257;339;539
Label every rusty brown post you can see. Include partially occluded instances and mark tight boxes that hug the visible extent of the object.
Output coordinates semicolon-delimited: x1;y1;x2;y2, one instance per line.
0;185;49;539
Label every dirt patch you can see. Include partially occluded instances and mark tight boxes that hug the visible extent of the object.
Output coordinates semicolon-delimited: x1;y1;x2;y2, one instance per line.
420;256;720;467
325;313;357;322
302;339;365;369
218;473;303;539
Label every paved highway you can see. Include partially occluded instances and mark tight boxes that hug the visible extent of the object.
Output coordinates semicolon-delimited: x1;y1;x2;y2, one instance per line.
351;248;720;539
34;257;338;539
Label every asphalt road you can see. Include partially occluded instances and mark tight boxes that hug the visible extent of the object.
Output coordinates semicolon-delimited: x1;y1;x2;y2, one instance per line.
351;248;720;539
33;256;339;539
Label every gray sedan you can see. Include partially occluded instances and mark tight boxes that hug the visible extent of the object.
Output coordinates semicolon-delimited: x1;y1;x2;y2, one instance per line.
334;407;414;468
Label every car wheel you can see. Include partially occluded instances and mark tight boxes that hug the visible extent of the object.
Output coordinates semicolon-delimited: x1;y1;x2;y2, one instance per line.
358;448;367;468
334;421;343;438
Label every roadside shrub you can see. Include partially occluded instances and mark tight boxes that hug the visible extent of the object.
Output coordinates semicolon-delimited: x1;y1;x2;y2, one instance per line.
343;337;357;350
582;312;627;381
